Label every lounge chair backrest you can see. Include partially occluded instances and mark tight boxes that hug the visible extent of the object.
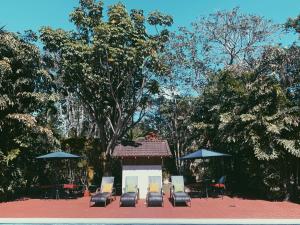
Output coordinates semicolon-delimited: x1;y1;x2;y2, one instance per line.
148;176;162;193
171;176;185;192
218;175;226;184
125;176;138;193
101;176;114;193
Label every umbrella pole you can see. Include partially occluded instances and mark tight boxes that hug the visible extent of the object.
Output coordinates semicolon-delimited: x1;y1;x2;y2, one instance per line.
222;158;224;177
201;159;208;199
205;160;208;199
55;160;59;199
68;160;72;183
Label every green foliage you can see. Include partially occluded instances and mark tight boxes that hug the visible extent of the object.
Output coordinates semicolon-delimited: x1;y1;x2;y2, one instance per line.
159;9;300;199
148;11;173;27
258;45;300;104
0;31;57;200
199;70;299;158
40;0;173;158
193;69;300;199
61;137;121;186
286;15;300;34
138;95;197;173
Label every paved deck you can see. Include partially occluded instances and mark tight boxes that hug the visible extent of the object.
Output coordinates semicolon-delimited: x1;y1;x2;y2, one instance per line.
2;218;300;224
0;196;299;219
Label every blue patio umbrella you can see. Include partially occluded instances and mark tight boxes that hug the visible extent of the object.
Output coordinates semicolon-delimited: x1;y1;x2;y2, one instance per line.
180;149;230;160
180;149;230;198
36;151;80;159
36;150;80;199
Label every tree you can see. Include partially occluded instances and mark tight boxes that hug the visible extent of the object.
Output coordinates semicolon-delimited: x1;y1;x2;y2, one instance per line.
193;69;300;200
286;14;300;34
163;8;278;94
0;30;57;199
193;7;278;67
258;45;300;102
140;95;197;173
40;0;173;164
161;29;210;94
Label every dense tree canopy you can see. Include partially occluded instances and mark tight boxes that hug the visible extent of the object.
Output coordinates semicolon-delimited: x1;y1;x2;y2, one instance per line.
195;70;300;157
139;95;196;172
40;0;173;159
155;9;300;200
0;30;57;199
286;15;300;34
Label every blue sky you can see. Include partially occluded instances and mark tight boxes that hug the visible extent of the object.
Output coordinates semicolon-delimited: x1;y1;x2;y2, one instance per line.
0;0;299;44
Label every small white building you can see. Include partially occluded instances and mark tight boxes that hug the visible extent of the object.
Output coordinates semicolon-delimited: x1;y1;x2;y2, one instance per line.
112;138;171;199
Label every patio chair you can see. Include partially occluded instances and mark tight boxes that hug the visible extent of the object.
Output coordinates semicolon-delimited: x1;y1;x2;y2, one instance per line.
90;176;115;207
62;183;80;198
120;176;139;207
210;175;226;199
146;176;163;207
170;176;191;207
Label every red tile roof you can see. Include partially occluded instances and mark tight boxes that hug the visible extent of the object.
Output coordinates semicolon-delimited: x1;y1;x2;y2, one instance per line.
112;140;172;158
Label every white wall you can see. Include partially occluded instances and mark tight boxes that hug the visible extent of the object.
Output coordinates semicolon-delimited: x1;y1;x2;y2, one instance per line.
122;165;162;199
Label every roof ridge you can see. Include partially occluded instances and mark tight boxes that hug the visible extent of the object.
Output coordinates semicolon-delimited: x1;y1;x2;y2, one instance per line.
138;139;167;142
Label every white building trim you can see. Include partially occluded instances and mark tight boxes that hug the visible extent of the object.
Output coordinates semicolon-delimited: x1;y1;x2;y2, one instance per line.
122;165;162;199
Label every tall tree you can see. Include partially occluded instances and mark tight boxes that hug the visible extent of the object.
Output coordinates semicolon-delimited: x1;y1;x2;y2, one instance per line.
140;95;197;172
40;0;173;161
164;8;278;94
193;69;300;200
258;45;300;102
0;30;56;199
286;14;300;34
193;7;278;67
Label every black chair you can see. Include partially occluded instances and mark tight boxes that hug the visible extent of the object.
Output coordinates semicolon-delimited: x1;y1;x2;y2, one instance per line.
170;176;191;207
146;176;163;207
90;177;115;207
210;175;226;199
120;176;139;207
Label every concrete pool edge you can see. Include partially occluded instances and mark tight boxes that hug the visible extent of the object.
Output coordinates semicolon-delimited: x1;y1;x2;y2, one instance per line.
1;218;300;224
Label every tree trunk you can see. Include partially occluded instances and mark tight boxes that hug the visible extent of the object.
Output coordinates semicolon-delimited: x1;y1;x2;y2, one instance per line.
101;152;112;176
283;156;292;201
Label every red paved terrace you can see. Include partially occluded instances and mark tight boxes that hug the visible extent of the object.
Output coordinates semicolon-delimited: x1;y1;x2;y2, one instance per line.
0;196;299;218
